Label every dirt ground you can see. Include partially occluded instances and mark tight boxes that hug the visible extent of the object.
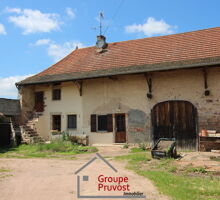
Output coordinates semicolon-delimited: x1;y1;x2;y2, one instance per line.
0;146;169;200
178;151;220;172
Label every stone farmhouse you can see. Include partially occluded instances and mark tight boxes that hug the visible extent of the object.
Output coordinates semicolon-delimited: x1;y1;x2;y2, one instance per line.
16;27;220;150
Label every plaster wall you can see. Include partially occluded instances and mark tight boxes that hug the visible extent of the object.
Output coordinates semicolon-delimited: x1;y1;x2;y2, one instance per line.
20;66;220;145
32;82;83;140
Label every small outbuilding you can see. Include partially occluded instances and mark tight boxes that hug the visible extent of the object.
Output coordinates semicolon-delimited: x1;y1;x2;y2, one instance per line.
0;98;21;146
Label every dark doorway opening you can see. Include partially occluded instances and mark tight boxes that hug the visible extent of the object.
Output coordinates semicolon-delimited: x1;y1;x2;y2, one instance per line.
52;115;61;131
35;91;44;112
151;101;197;150
0;123;12;147
115;114;126;143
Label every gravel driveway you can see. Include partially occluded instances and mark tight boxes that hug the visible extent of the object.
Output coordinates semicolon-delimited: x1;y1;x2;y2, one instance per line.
0;146;168;200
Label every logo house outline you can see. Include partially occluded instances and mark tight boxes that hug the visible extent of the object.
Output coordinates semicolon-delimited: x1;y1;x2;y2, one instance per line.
74;153;146;199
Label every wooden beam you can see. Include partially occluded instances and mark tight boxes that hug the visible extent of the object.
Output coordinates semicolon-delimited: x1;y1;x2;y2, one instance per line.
144;73;153;99
203;67;208;89
74;81;83;96
202;67;210;96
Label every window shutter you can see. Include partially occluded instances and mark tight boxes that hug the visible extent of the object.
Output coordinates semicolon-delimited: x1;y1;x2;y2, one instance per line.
91;114;97;132
107;114;113;132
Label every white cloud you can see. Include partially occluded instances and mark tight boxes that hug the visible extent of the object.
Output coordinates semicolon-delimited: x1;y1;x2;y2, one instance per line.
0;23;6;35
66;7;75;19
34;39;51;46
7;8;61;34
5;7;21;14
33;39;84;61
0;75;33;99
125;17;177;37
48;41;83;62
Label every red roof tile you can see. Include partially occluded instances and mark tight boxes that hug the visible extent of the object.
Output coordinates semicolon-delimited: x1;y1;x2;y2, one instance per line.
19;27;220;85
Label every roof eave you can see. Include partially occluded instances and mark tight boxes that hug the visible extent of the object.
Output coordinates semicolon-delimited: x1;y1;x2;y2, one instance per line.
16;56;220;86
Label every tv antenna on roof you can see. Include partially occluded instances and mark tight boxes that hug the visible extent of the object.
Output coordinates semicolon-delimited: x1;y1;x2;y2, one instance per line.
99;12;104;35
92;12;105;36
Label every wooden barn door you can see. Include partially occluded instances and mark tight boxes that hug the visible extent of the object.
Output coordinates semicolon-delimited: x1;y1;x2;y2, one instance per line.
152;101;197;150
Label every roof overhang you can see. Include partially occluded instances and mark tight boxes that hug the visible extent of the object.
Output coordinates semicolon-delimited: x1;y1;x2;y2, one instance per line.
16;56;220;86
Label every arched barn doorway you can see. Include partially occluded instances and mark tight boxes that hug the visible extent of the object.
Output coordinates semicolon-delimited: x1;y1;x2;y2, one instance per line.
151;101;197;150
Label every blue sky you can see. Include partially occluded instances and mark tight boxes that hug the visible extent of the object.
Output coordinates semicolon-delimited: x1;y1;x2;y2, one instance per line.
0;0;220;99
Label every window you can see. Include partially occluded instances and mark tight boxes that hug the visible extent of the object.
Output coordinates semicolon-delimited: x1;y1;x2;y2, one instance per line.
67;115;77;129
98;115;108;131
90;114;113;132
52;115;61;131
52;89;61;100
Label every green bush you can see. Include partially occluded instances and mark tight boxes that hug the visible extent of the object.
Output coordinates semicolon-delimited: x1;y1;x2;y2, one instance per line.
138;143;146;151
123;144;129;149
35;140;94;153
61;132;70;141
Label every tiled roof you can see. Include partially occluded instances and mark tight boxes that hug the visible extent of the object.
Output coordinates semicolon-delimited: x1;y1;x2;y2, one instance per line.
18;27;220;85
0;98;20;116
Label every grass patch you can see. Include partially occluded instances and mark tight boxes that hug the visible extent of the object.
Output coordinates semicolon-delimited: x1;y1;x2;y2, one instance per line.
139;171;220;200
115;151;220;200
115;152;151;163
185;166;207;174
130;147;147;153
0;168;10;173
0;141;98;159
0;167;12;179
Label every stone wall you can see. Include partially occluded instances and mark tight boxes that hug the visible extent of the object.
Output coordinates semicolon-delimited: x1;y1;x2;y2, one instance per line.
127;109;149;143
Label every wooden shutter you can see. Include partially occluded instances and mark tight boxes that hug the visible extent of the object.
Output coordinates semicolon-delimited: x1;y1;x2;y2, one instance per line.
107;114;113;132
91;114;97;132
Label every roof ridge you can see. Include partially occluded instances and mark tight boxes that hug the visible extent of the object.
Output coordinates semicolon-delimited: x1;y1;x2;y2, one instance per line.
106;26;220;45
72;26;220;49
17;26;220;85
42;26;220;54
